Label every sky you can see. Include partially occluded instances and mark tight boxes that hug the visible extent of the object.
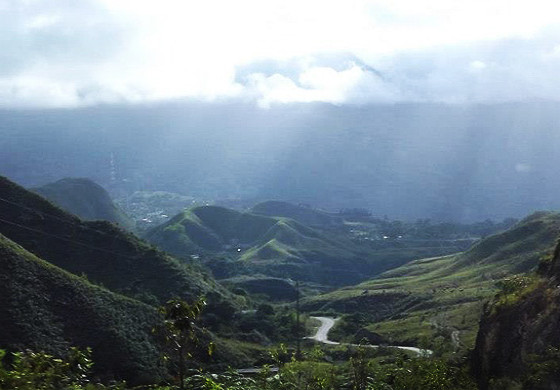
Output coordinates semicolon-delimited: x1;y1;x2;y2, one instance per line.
2;0;560;108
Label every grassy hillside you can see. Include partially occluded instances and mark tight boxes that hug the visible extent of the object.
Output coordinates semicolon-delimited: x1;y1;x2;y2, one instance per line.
33;178;133;230
0;233;162;385
302;212;560;350
146;205;481;286
144;205;400;285
251;201;343;227
0;176;223;303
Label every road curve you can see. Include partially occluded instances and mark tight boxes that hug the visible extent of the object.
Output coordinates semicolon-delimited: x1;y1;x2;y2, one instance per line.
308;316;432;355
308;316;341;345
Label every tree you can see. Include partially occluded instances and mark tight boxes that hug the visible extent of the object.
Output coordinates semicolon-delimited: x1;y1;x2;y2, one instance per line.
158;297;208;390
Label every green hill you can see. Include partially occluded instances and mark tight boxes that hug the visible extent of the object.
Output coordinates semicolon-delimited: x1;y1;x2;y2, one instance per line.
145;205;475;286
33;178;134;230
144;205;383;285
0;175;222;303
251;201;342;227
0;233;162;384
302;212;560;349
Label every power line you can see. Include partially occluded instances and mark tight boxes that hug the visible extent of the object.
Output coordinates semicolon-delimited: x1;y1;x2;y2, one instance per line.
0;196;124;239
0;216;139;259
0;196;79;223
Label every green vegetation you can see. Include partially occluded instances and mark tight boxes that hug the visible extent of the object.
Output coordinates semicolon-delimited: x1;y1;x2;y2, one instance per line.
0;233;163;384
0;176;226;304
144;206;376;285
0;343;477;390
251;200;343;227
472;234;560;389
157;298;210;390
172;346;476;390
221;276;298;301
303;212;560;351
33;178;134;230
145;204;478;287
0;176;256;383
4;174;560;388
0;347;125;390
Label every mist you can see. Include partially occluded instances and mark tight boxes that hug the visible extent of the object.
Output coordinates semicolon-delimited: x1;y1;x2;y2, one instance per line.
1;100;559;222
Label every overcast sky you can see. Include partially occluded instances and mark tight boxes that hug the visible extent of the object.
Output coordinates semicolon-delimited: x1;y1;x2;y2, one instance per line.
2;0;560;108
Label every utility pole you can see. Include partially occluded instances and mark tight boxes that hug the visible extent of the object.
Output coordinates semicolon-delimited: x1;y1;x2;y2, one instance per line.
296;280;301;360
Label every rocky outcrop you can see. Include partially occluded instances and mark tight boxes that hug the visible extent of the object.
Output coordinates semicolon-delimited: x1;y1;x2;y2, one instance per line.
472;241;560;389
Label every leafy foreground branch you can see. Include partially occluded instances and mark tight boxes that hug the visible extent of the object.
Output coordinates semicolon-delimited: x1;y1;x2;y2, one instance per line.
0;296;477;390
0;342;477;390
179;348;477;390
0;347;124;390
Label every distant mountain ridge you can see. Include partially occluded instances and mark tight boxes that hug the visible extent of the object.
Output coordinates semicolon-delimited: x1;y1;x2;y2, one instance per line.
33;177;133;230
3;101;560;222
251;201;342;227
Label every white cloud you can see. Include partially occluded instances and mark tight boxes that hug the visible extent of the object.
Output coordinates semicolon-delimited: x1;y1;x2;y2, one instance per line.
246;63;400;107
469;61;487;71
1;0;560;107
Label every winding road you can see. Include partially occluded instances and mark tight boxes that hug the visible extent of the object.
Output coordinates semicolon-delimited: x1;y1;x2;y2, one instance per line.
308;316;432;355
308;316;341;345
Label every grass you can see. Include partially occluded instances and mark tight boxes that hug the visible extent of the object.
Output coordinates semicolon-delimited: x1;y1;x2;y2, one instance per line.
302;212;560;351
146;205;471;287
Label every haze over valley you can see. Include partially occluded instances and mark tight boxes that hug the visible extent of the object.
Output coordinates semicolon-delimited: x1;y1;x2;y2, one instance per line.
2;101;560;223
2;1;560;389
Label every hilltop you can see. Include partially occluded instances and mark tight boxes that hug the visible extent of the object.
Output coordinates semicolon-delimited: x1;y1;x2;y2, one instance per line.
33;178;133;230
302;212;560;350
251;201;343;227
144;204;497;290
144;205;374;285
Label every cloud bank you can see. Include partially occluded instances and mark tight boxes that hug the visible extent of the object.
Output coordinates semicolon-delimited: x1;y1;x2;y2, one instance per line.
1;0;560;107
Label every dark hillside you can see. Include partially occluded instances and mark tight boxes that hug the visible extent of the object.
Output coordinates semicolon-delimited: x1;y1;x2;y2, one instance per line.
33;177;133;229
0;233;162;385
473;227;560;388
0;176;220;303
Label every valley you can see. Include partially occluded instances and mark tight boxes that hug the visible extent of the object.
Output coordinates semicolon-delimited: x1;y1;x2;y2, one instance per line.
3;4;560;388
1;174;559;389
